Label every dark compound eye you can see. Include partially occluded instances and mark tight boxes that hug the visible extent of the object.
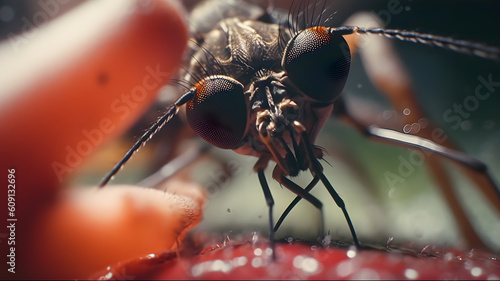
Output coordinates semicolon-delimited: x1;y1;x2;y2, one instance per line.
282;26;351;103
186;76;247;149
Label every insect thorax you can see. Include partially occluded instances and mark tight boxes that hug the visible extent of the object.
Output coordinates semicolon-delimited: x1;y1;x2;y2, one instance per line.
184;12;334;171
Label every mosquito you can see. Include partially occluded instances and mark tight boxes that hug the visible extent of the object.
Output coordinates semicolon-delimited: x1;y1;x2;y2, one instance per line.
99;0;500;255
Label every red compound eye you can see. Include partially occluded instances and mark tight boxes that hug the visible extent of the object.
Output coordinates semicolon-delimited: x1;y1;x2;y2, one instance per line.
283;26;351;103
186;76;247;149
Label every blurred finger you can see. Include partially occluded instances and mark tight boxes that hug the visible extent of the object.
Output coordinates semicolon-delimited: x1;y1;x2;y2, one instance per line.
28;181;205;279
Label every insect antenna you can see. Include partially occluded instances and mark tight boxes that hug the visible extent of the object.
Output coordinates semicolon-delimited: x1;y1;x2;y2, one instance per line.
330;26;500;60
98;90;195;187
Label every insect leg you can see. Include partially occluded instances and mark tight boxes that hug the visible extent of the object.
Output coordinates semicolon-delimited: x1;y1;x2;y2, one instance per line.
273;175;320;232
256;167;276;260
294;121;360;248
339;12;498;249
272;166;325;240
275;121;361;247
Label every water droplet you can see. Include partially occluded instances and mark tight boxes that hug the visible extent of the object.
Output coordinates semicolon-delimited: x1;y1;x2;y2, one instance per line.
418;118;429;129
405;268;418;279
302;257;320;273
443;252;454;261
235;256;247;266
470;266;482;277
353;268;379;280
251;257;263;268
254;248;262;256
403;108;411;116
403;124;412;133
265;247;273;256
336;260;354;277
464;260;474;270
293;255;304;268
383;110;394;120
191;263;203;277
347;248;357;258
411;123;421;133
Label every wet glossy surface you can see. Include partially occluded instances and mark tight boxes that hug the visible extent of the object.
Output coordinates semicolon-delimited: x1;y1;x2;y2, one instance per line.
95;235;500;280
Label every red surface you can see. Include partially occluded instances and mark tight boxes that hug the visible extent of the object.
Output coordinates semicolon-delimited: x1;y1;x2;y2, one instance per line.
95;236;500;280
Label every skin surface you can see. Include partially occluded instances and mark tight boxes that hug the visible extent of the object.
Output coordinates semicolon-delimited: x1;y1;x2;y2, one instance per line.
0;0;204;279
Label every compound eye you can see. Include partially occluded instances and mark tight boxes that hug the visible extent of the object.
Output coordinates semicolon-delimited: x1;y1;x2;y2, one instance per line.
282;26;351;103
186;76;247;149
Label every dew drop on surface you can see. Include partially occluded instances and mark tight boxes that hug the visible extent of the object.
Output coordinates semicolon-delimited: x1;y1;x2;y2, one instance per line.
235;256;247;266
265;247;273;256
353;268;380;280
443;252;454;261
293;256;319;274
191;263;203;277
464;260;474;270
211;259;224;271
336;260;353;277
293;255;304;268
254;248;262;256
470;266;482;277
404;268;418;280
403;124;412;133
346;248;357;259
411;123;420;133
251;257;263;268
418;118;429;129
383;110;394;120
403;108;411;116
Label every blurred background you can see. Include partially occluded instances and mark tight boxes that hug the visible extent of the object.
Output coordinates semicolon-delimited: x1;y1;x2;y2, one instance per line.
2;0;498;252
